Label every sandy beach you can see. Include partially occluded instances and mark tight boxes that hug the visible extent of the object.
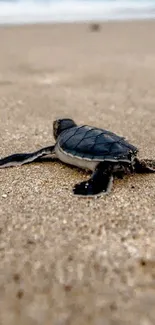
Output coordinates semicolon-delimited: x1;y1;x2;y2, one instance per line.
0;21;155;325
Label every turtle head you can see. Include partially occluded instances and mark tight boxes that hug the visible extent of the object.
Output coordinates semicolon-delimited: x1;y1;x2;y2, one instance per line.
53;118;77;140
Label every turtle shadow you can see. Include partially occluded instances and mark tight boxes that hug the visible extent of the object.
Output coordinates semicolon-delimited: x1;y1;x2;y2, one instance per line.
33;156;91;174
33;158;136;180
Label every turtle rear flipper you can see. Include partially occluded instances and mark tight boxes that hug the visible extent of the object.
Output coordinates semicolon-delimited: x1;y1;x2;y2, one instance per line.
73;162;114;197
134;158;155;173
0;145;55;168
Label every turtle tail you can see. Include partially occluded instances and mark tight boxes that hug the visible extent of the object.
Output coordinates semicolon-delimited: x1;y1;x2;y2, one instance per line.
134;158;155;173
0;145;55;168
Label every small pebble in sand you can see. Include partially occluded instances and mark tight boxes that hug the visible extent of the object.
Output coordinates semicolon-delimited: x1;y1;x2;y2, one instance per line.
90;23;101;32
2;194;7;199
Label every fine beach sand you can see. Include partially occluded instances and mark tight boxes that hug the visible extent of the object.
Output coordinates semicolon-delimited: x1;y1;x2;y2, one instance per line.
0;21;155;325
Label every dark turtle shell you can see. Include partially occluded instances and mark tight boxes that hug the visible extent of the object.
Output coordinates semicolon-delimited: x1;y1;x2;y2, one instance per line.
58;125;138;162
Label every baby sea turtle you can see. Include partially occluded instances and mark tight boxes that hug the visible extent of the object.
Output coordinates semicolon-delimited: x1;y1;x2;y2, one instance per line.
0;118;155;196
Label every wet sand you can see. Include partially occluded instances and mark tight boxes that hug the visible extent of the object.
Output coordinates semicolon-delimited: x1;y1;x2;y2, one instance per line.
0;21;155;325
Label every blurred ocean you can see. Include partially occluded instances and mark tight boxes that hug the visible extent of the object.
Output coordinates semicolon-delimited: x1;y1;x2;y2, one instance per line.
0;0;155;25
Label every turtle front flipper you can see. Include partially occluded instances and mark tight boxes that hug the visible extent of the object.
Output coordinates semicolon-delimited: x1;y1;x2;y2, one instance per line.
0;145;55;168
134;158;155;173
73;162;114;197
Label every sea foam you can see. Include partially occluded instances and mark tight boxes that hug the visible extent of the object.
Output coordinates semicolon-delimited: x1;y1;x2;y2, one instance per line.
0;0;155;25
